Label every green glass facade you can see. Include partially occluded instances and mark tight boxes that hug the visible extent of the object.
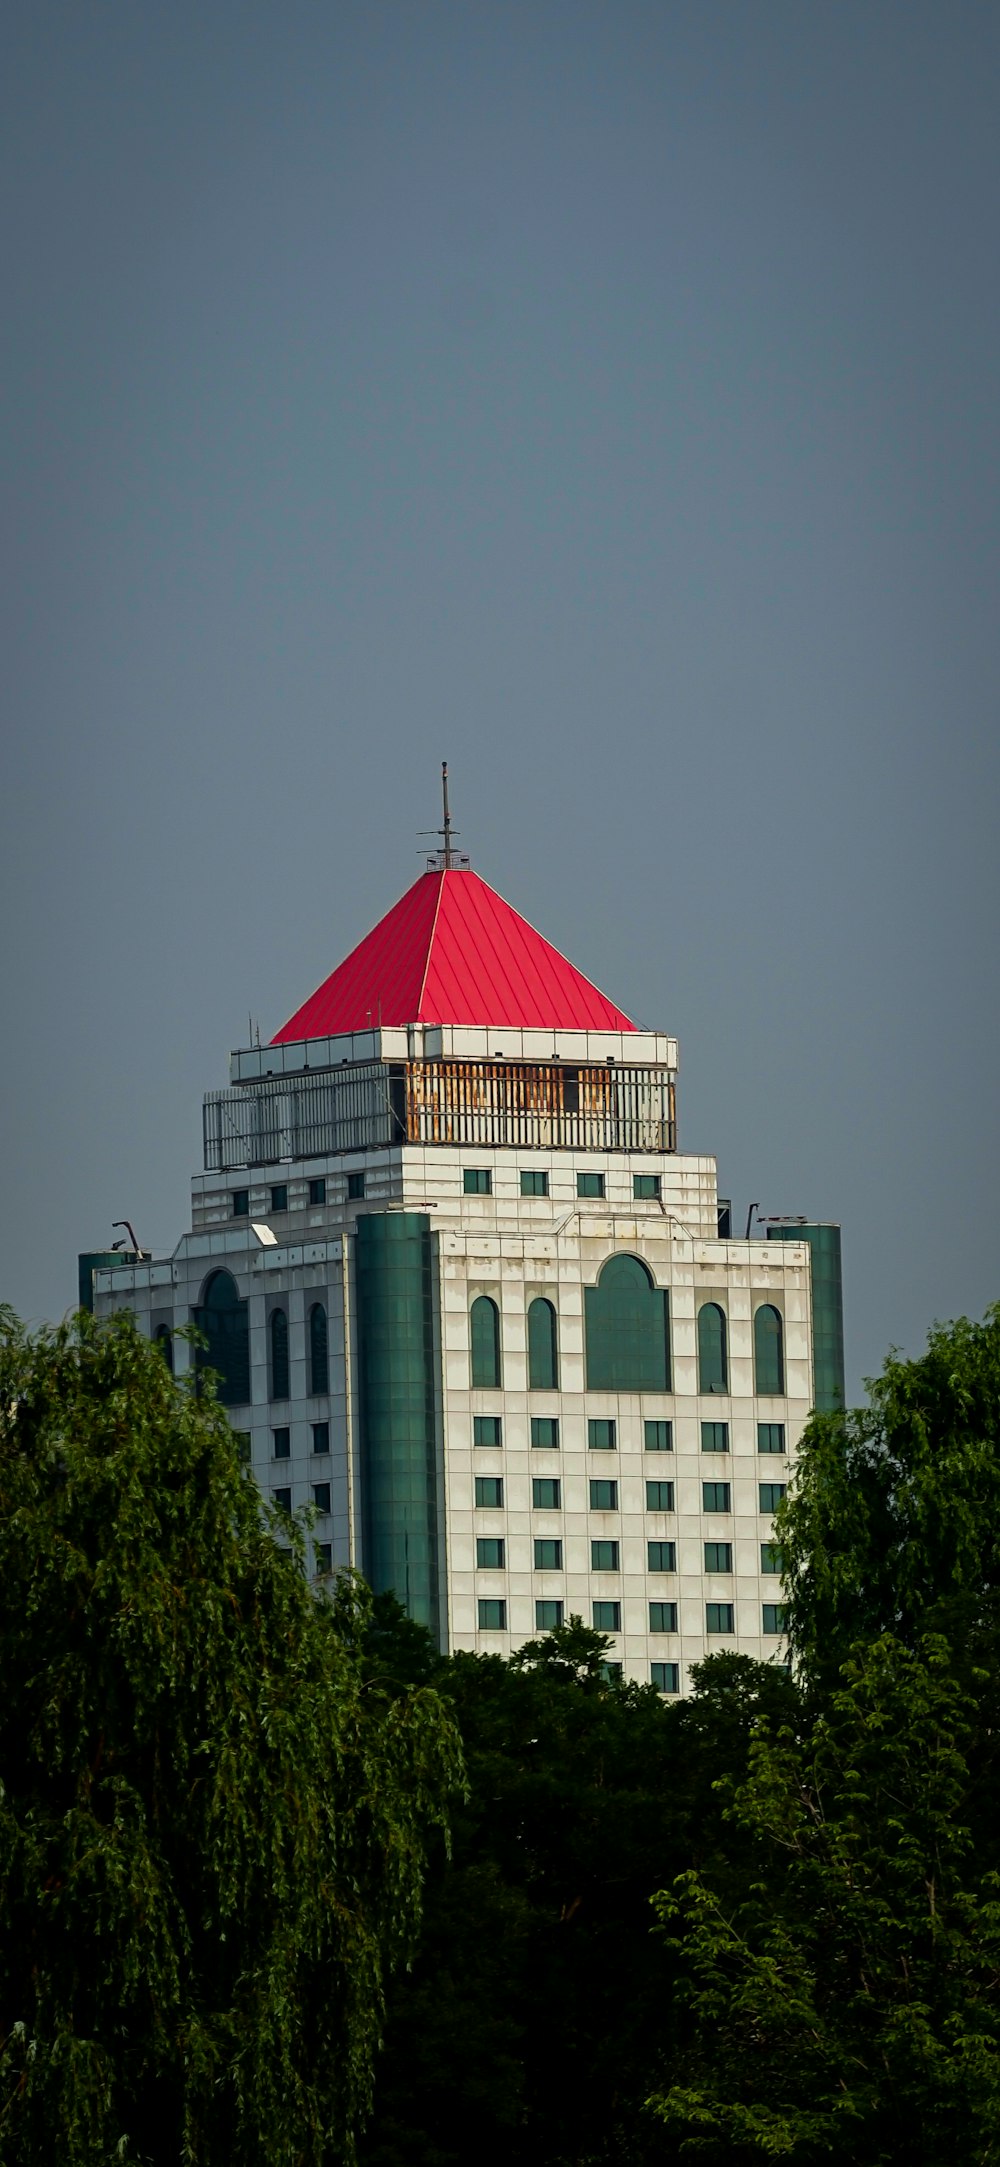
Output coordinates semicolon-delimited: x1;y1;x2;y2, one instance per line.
355;1213;443;1642
766;1223;845;1410
585;1255;670;1391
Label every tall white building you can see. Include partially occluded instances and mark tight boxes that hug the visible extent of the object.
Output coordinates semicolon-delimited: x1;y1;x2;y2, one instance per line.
87;841;843;1691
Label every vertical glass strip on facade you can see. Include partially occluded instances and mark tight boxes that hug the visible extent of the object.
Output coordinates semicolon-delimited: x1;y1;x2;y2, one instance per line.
355;1213;443;1643
767;1223;845;1411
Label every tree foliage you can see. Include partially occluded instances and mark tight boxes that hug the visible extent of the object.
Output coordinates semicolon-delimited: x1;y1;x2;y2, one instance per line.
0;1308;463;2167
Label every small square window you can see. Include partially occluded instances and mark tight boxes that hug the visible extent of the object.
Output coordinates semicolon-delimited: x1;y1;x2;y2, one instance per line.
475;1476;504;1508
647;1540;676;1571
270;1184;288;1215
478;1598;507;1629
520;1169;549;1196
761;1541;782;1575
593;1600;621;1632
588;1417;616;1451
273;1487;292;1514
762;1603;787;1635
701;1421;729;1453
759;1483;787;1513
347;1171;366;1200
309;1178;327;1206
535;1598;563;1630
645;1480;674;1511
233;1430;251;1465
311;1421;330;1455
577;1172;605;1198
232;1189;249;1218
530;1416;559;1449
464;1168;492;1195
703;1482;731;1513
758;1423;786;1455
591;1539;620;1571
273;1428;291;1460
589;1479;618;1510
704;1541;733;1572
534;1537;562;1569
651;1661;679;1693
313;1482;331;1514
649;1600;678;1632
633;1174;661;1199
706;1602;735;1634
532;1477;561;1509
314;1541;332;1576
477;1537;505;1568
644;1420;673;1452
599;1659;623;1683
474;1415;503;1448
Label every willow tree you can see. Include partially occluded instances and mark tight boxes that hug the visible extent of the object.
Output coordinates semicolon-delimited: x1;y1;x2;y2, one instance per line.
0;1308;462;2167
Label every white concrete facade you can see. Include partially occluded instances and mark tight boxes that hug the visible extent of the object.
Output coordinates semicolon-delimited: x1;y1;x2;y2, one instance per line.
93;1022;811;1690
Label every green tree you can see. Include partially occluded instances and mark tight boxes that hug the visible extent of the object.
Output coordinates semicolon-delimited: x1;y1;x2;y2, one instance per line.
0;1308;463;2167
649;1636;1000;2164
778;1306;1000;1689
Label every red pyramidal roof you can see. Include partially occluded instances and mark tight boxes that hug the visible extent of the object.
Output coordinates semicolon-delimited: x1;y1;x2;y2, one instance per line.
272;867;635;1041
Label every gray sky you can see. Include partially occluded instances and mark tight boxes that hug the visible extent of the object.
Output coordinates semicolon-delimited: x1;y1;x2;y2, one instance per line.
2;1;997;1400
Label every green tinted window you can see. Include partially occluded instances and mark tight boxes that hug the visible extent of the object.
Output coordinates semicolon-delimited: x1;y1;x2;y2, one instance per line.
647;1540;676;1571
644;1420;673;1452
585;1255;670;1391
194;1269;250;1408
535;1599;563;1629
593;1601;620;1631
270;1184;288;1214
464;1168;491;1195
762;1603;786;1635
703;1482;731;1512
269;1308;289;1401
272;1428;290;1459
475;1476;504;1507
313;1482;331;1513
232;1190;249;1217
577;1172;605;1198
589;1479;618;1510
591;1539;619;1570
309;1303;329;1396
476;1537;505;1568
649;1601;677;1631
528;1298;559;1389
532;1477;561;1509
698;1303;728;1393
474;1415;502;1447
520;1169;549;1196
273;1488;292;1515
311;1422;329;1454
588;1417;616;1451
478;1599;506;1629
534;1538;562;1568
155;1324;173;1373
308;1178;326;1206
314;1542;332;1576
704;1541;732;1572
706;1603;734;1633
761;1541;782;1575
701;1421;729;1452
758;1422;786;1454
645;1480;674;1510
754;1305;784;1395
633;1174;661;1198
347;1171;365;1200
530;1417;559;1449
651;1662;679;1693
470;1297;501;1387
759;1483;787;1512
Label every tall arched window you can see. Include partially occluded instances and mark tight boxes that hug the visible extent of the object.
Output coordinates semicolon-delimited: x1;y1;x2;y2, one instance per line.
154;1323;174;1373
270;1307;290;1402
470;1296;502;1389
584;1255;670;1391
194;1270;250;1407
698;1303;728;1394
754;1304;784;1396
528;1298;559;1390
309;1303;329;1396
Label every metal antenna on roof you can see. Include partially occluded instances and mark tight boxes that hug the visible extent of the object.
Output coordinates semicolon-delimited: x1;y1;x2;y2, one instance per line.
441;760;453;868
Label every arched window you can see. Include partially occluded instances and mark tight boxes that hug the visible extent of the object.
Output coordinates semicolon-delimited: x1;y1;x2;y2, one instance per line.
270;1307;290;1402
528;1298;559;1391
585;1255;670;1391
470;1296;501;1389
754;1304;784;1396
154;1323;174;1374
698;1303;728;1394
309;1303;329;1396
194;1270;250;1407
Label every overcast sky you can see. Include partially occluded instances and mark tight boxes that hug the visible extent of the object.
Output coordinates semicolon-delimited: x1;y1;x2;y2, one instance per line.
1;1;997;1399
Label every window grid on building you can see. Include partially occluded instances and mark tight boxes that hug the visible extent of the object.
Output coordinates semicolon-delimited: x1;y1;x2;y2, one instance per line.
530;1416;559;1449
475;1476;503;1508
588;1417;616;1451
590;1479;618;1510
645;1480;674;1511
701;1421;729;1453
474;1415;502;1448
647;1540;676;1571
532;1477;561;1509
758;1422;786;1454
644;1420;673;1452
